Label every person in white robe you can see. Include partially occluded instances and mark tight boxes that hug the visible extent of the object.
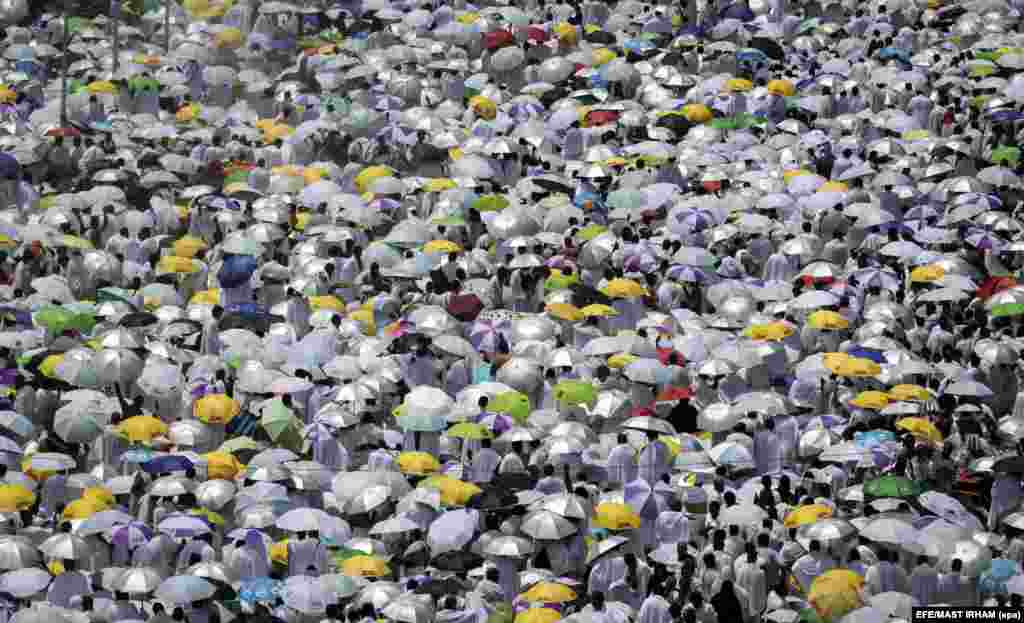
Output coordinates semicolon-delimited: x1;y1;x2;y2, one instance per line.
753;419;782;475
733;545;767;622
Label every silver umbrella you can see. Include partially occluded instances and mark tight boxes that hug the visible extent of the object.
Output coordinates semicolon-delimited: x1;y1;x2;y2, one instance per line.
0;567;50;597
195;480;236;510
92;348;143;386
38;533;92;560
520;510;577;540
482;535;534;558
0;537;38;570
114;567;163;595
155;575;216;604
531;493;588;519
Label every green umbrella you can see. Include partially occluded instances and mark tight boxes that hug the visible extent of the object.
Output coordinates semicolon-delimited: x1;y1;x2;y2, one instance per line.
710;113;766;130
431;215;466;227
992;303;1024;318
491;391;531;423
33;306;96;335
128;77;160;94
863;475;925;499
554;380;597;407
991;145;1021;166
97;287;137;308
473;195;509;212
577;224;607;241
224;171;250;187
66;17;93;34
260;400;301;440
545;271;579;291
606;189;644;211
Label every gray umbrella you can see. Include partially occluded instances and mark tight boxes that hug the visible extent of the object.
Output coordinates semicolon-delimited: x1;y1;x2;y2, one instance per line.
195;480;236;510
0;538;38;571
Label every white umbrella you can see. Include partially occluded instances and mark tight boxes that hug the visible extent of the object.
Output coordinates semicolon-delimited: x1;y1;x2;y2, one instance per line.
155;575;216;604
427;509;479;556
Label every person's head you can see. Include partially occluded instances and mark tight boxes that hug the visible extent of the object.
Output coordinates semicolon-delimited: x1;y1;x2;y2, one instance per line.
485;567;500;583
590;592;605;611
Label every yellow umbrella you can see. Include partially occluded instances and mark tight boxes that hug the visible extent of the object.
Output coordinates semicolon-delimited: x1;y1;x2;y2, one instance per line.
116;415;169;443
158;256;201;274
519;582;577;603
826;356;881;378
342;555;391;577
910;264;945;283
726;78;753;92
783;169;811;181
189;507;226;526
173;235;208;258
303;167;328;185
348;309;376;336
355;166;396;193
818;181;849;192
190;289;221;305
808;570;864;622
601;278;646;298
176;103;201;122
456;12;480;23
21;457;54;481
447;422;492;440
581;304;618;318
397;451;441;475
48;560;65;575
850;391;890;410
767;79;795;96
515;610;562;623
194;394;240;424
271;164;304;177
82;487;115;508
743;322;793;341
202;451;245;480
554;22;577;45
424;240;463;254
265;124;294;143
309;295;345;312
63;497;107;520
425;178;457;192
807;310;850;330
593;502;641;530
546;303;584;322
607;352;638;369
132;54;163;66
270;539;289;565
0;87;15;103
0;484;35;512
592;48;617;65
87;80;119;94
681;103;712;123
783;504;834;528
903;129;931;141
420;475;482;506
214;27;244;49
469;95;497;121
896;417;943;444
889;384;931;402
39;354;64;378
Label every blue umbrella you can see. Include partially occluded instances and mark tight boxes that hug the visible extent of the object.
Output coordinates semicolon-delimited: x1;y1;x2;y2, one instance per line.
720;3;755;20
854;430;895;449
980;559;1020;595
239;577;283;604
0;154;19;180
142;454;195;474
218;254;259;289
846;348;886;364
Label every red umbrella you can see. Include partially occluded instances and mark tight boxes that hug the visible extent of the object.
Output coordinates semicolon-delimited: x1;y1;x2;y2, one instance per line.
483;30;514;50
45;127;81;138
656;386;693;402
526;26;549;42
656;348;685;366
978;276;1017;300
585;110;620;126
